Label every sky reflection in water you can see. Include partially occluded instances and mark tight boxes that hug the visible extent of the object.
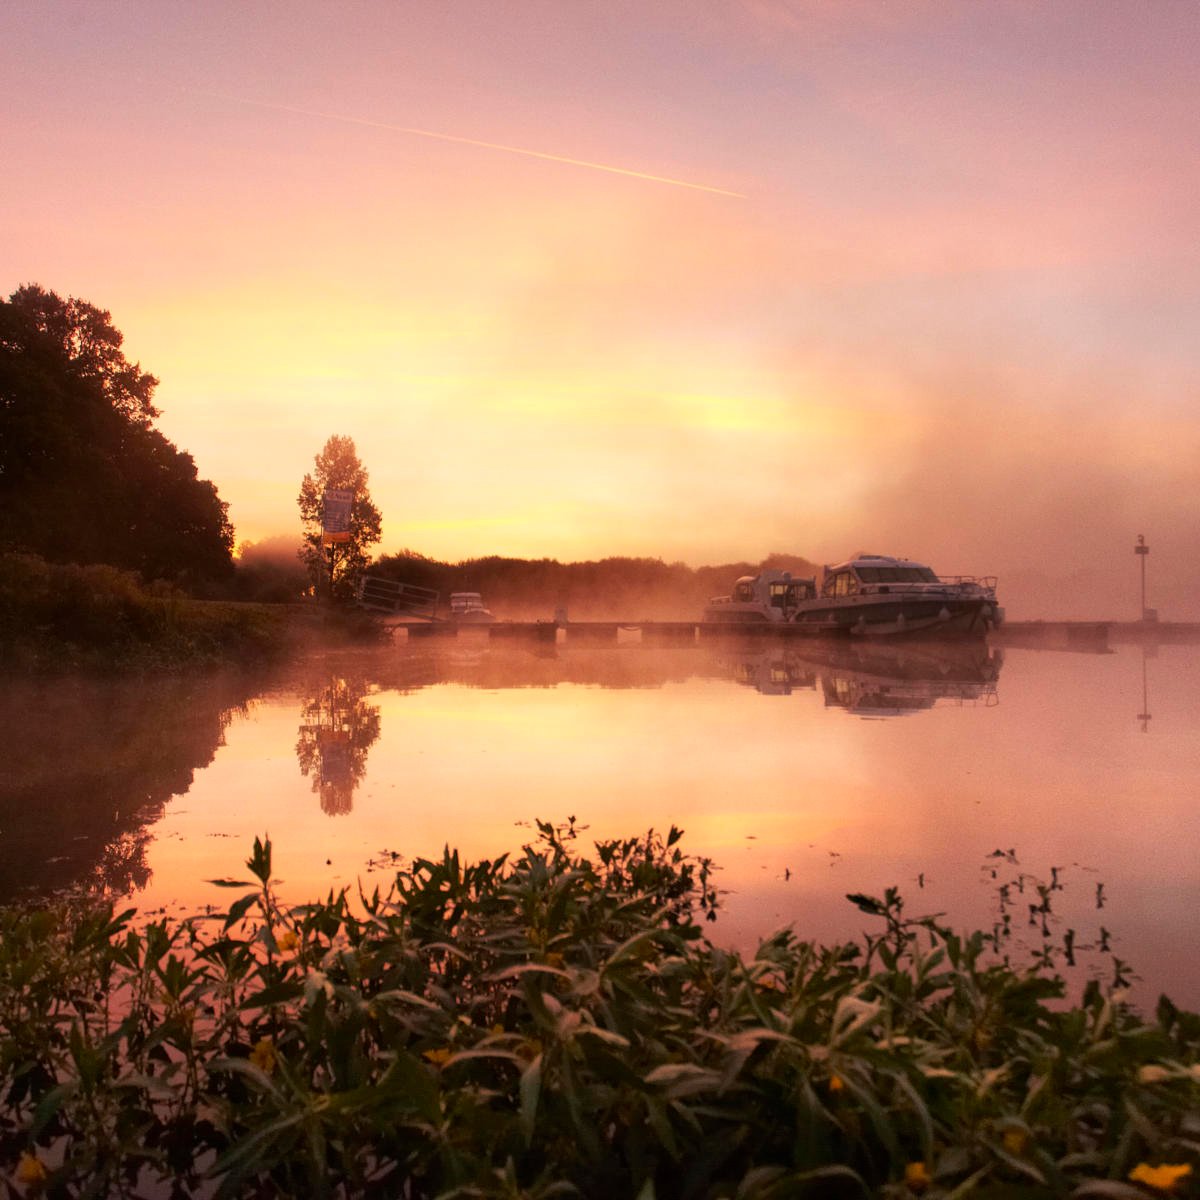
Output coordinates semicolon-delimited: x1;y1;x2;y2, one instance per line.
4;637;1197;1007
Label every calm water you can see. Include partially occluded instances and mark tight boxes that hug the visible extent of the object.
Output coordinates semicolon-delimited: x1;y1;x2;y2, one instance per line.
4;635;1198;1006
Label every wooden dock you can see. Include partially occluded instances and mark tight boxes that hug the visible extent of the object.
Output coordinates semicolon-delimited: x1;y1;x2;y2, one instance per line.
386;619;1199;648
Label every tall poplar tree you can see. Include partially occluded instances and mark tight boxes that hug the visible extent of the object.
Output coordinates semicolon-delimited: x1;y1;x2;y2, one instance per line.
297;435;382;600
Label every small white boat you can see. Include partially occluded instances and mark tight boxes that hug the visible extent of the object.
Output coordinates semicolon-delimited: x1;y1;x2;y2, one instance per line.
448;592;495;624
703;554;1003;638
704;570;817;624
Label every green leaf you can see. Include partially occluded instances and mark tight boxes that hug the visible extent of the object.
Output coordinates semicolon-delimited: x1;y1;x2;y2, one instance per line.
224;893;259;928
31;1082;77;1137
443;1047;526;1068
830;994;883;1046
487;962;572;983
1069;1185;1150;1200
206;1057;284;1100
572;1025;630;1049
238;980;305;1010
211;1111;304;1194
643;1063;723;1100
519;1052;542;1143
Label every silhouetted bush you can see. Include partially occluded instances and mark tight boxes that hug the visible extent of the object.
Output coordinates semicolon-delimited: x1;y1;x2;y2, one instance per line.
1;824;1197;1197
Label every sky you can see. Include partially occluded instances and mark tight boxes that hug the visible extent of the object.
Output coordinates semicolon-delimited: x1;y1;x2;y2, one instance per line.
4;1;1199;617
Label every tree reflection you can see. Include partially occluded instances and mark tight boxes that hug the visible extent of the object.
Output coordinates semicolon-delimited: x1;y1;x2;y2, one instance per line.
295;675;381;815
0;674;254;902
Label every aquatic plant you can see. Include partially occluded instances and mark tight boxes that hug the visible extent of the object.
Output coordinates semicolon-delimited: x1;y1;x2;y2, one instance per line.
0;821;1197;1197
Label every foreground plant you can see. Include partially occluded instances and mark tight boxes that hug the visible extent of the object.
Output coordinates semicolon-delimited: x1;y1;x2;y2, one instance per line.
0;821;1197;1198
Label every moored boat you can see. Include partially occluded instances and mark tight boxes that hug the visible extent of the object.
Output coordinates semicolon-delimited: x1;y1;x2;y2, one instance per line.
702;554;1003;638
449;592;495;623
703;570;817;624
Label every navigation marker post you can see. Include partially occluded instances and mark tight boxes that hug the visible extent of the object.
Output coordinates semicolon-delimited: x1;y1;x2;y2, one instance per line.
1134;534;1153;622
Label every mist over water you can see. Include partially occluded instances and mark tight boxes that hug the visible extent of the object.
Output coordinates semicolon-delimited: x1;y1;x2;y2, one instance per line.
4;636;1197;1007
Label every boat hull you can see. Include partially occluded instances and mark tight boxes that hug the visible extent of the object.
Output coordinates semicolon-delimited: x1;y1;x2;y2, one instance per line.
790;594;998;638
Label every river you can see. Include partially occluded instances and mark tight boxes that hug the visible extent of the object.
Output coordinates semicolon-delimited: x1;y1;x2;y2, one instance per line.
3;634;1197;1007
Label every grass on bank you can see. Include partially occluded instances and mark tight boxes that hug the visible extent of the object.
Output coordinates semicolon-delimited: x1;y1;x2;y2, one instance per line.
1;821;1198;1199
0;554;382;672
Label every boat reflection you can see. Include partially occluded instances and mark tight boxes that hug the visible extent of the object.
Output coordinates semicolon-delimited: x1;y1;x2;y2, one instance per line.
724;640;1004;715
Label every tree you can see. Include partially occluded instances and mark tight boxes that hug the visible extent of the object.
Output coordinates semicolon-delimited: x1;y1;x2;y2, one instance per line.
0;285;234;583
297;435;382;600
5;284;158;424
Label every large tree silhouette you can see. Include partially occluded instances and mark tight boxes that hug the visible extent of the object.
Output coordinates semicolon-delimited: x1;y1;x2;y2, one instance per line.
297;435;382;600
0;285;233;583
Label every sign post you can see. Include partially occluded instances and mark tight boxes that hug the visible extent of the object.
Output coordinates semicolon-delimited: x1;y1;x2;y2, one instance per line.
321;489;354;599
322;489;354;544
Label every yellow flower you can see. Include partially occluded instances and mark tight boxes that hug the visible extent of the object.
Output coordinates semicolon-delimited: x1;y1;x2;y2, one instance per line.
828;1073;846;1093
1128;1163;1192;1192
422;1047;453;1066
16;1152;49;1185
249;1038;277;1074
275;929;299;953
904;1161;931;1192
516;1038;543;1064
1002;1127;1029;1155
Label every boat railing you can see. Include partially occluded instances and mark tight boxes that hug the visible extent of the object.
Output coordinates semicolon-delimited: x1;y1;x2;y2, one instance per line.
854;576;997;596
938;575;998;589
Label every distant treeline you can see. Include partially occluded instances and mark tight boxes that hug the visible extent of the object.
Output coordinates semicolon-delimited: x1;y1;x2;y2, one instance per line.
371;549;822;621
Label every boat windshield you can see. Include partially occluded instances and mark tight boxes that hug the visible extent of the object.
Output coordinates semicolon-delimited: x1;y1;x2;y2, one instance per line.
856;567;939;583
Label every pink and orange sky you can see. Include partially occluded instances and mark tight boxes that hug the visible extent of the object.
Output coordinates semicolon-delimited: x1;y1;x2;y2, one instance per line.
4;1;1198;617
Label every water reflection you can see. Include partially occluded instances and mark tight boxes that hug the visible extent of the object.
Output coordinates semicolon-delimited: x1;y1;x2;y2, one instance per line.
0;674;255;901
295;673;381;815
355;645;704;692
1137;644;1154;732
723;641;1004;715
7;640;1199;1008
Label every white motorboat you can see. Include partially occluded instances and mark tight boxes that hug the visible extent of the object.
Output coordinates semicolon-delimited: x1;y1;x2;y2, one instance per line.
703;554;1003;638
703;570;818;624
448;592;495;624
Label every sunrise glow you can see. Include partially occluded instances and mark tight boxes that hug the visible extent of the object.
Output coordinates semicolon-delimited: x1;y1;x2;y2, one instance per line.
4;1;1198;616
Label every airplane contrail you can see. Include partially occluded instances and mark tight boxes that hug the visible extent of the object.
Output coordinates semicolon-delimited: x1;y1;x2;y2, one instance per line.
197;92;747;198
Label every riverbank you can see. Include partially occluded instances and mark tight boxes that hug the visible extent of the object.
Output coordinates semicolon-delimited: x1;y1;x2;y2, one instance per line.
1;823;1197;1197
0;554;384;673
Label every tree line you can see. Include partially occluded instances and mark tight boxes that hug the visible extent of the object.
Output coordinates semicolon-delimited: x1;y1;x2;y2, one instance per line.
370;550;820;621
3;283;818;615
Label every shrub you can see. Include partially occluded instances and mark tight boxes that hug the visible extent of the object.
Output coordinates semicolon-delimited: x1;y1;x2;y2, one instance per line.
0;823;1196;1197
0;553;292;671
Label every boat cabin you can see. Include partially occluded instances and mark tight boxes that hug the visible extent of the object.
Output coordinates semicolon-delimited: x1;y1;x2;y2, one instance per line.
726;572;816;611
449;592;493;620
821;555;940;598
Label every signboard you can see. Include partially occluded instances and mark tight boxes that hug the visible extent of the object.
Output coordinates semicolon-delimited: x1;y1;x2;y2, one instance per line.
322;489;354;544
